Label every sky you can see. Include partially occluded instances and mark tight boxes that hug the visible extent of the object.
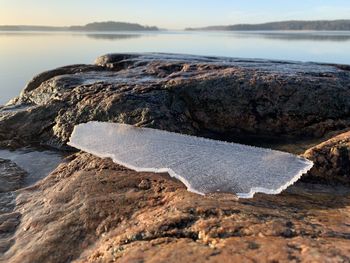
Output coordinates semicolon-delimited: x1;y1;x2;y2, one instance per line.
0;0;350;29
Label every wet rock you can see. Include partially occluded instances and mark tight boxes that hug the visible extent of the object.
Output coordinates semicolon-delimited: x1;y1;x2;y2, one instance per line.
0;212;21;254
0;159;26;256
1;53;349;150
1;153;349;262
0;159;26;193
0;192;17;215
1;53;350;262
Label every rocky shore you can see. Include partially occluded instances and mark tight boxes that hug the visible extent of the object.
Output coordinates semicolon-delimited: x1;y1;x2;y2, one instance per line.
0;53;349;262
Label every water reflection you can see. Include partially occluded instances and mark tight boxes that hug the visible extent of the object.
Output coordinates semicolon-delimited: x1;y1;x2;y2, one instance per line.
85;33;143;40
0;32;61;37
232;31;350;41
0;31;145;41
0;148;63;186
1;30;350;42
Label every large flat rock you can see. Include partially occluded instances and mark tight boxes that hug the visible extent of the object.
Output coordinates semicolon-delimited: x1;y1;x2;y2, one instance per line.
1;153;349;262
1;53;350;150
0;54;350;262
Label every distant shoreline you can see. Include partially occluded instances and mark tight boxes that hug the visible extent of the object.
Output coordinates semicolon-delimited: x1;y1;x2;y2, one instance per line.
0;21;159;32
186;19;350;31
2;19;350;32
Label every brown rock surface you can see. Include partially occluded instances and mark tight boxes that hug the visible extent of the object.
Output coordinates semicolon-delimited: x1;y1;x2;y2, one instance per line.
0;153;349;263
304;131;350;184
1;54;350;262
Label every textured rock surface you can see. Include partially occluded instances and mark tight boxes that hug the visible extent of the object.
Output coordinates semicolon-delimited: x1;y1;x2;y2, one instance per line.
1;153;349;263
0;53;350;262
1;53;350;150
0;159;26;193
304;131;350;184
0;159;26;255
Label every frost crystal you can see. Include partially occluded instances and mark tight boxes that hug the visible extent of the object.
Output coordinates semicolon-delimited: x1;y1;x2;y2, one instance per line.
68;122;313;198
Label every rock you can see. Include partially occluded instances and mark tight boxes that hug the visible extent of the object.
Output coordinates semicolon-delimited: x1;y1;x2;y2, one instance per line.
1;153;349;262
0;159;26;256
304;131;350;184
0;159;26;193
19;64;107;96
0;212;21;254
0;193;17;215
1;53;350;262
1;53;349;150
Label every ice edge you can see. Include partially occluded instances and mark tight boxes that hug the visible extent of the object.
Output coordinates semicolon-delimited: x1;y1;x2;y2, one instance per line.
236;158;314;198
68;122;314;199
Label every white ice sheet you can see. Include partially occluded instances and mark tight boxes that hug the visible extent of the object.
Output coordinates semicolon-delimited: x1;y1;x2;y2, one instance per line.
68;122;313;198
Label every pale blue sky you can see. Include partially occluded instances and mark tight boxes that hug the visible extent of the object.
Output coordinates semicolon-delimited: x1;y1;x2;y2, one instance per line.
0;0;349;29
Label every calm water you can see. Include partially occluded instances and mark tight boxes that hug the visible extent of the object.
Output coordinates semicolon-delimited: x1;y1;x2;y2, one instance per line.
0;148;63;186
1;30;350;105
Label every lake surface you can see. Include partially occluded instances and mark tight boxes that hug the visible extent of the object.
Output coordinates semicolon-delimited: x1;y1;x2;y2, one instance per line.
1;30;350;105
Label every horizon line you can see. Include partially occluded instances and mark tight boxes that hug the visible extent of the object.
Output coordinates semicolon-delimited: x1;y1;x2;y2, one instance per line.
1;18;350;31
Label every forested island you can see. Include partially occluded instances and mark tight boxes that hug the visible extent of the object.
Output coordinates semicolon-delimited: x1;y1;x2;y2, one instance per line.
0;21;159;31
186;19;350;31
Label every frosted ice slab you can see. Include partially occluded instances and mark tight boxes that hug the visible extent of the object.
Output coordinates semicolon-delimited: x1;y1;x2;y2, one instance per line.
68;122;313;198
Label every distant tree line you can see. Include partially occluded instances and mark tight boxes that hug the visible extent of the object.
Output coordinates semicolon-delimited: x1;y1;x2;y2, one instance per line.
69;22;158;31
0;22;159;31
186;20;350;31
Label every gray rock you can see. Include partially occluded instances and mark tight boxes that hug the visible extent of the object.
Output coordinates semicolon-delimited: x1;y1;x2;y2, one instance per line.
0;159;26;193
0;159;24;255
0;54;350;262
1;53;350;185
1;53;349;150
